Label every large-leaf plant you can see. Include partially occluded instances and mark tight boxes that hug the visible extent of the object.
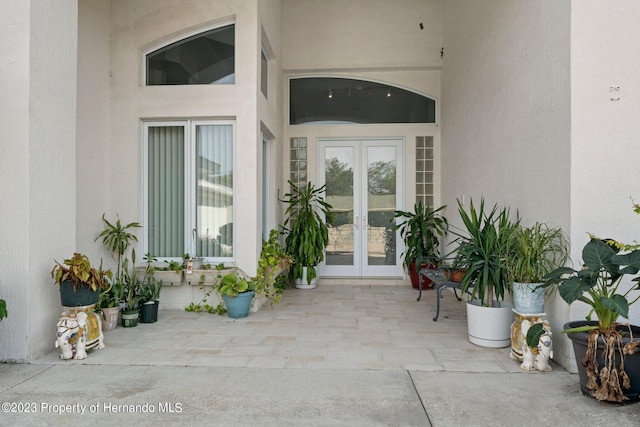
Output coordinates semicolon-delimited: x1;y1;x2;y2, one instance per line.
392;202;448;273
281;181;334;284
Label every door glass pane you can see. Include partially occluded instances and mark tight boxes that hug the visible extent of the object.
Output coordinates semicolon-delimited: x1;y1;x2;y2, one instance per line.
196;124;233;257
148;126;185;257
324;147;354;266
367;146;396;266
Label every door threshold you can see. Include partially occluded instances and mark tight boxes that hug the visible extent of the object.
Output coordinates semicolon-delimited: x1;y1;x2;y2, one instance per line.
319;277;409;286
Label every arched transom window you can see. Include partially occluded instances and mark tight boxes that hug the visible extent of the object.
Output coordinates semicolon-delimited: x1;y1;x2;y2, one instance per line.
290;77;436;125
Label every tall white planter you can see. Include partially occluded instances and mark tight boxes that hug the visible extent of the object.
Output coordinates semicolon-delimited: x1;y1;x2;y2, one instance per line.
295;266;318;290
466;300;513;348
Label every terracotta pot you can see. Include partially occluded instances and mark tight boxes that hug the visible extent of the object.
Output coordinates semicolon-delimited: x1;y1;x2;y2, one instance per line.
408;262;435;289
449;269;466;283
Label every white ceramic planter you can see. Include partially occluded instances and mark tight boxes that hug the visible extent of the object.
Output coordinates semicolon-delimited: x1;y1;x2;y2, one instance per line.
295;267;318;290
466;300;514;348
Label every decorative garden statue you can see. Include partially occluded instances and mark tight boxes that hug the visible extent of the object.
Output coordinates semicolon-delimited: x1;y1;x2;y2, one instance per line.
55;310;104;360
520;319;553;372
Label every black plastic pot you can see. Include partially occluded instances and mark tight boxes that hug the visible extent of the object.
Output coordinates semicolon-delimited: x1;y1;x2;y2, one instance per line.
140;301;159;323
565;320;640;402
59;280;99;307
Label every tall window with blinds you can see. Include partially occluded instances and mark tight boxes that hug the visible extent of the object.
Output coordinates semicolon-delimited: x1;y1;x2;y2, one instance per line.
144;121;235;261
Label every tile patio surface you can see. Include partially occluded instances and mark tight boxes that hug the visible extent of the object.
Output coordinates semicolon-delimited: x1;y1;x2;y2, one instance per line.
36;284;516;371
2;284;636;426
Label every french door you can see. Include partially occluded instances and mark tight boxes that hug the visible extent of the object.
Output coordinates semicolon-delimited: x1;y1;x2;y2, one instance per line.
318;139;404;277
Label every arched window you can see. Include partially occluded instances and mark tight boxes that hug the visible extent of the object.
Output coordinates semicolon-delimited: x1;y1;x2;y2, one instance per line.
289;77;436;124
146;24;235;85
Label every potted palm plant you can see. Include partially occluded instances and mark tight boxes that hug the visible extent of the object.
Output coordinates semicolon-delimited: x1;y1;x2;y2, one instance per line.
453;198;519;348
51;253;112;307
281;181;334;289
542;235;640;402
393;202;449;289
508;222;569;314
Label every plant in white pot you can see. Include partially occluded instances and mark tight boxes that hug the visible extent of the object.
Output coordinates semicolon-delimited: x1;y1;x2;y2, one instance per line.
281;181;334;289
508;222;569;314
453;198;520;348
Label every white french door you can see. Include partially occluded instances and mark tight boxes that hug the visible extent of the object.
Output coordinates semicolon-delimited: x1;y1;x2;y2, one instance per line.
318;139;404;277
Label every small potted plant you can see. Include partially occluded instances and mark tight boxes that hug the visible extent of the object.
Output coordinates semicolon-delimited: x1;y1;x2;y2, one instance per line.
140;253;185;286
51;253;112;307
507;222;569;314
542;234;640;402
393;202;449;289
253;230;293;306
121;270;142;328
97;282;122;331
139;276;162;323
281;181;334;289
218;272;255;318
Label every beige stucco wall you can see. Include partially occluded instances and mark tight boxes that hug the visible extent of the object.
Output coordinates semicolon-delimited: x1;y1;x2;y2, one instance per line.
0;1;79;362
282;0;443;209
570;0;640;364
442;0;573;368
106;0;277;309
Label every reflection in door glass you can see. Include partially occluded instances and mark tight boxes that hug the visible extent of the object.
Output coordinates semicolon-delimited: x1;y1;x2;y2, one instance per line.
324;147;354;266
367;146;396;266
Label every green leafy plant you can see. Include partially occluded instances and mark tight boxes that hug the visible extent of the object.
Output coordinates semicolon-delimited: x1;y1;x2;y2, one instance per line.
139;276;162;303
541;236;640;402
218;273;255;297
543;238;640;333
51;252;112;292
253;229;293;305
508;222;569;283
281;181;334;284
453;198;520;307
0;299;7;321
392;202;448;273
95;214;141;280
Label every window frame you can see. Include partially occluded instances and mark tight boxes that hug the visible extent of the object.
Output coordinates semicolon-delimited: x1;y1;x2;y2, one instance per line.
142;119;237;263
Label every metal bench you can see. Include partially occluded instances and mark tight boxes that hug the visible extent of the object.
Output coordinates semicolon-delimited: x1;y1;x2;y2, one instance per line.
418;266;469;321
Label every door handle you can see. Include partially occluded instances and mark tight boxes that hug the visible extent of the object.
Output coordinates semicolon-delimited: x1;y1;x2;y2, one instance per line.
354;216;359;230
363;216;367;230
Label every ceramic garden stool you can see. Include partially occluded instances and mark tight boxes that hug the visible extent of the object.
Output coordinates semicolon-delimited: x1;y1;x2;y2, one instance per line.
55;304;105;360
510;309;553;372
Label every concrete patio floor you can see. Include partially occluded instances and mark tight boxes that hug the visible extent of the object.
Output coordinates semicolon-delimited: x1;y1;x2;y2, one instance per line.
1;284;638;426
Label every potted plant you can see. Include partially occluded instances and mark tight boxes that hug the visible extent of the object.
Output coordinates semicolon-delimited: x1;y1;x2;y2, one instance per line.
97;282;122;331
0;298;7;321
121;274;141;327
218;272;255;318
281;181;334;289
393;202;449;289
51;253;112;307
253;229;293;306
140;253;185;286
508;222;569;314
453;198;519;348
139;276;162;323
542;235;640;402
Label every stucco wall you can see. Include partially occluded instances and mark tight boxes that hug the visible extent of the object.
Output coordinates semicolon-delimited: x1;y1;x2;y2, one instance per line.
282;0;443;208
77;0;112;264
570;0;640;353
107;0;265;308
0;1;79;362
282;0;443;71
441;1;572;368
